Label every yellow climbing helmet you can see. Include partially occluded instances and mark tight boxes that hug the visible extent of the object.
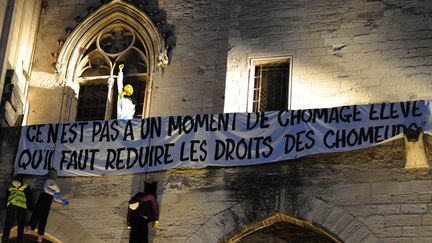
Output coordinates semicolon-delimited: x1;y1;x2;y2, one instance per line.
122;84;134;96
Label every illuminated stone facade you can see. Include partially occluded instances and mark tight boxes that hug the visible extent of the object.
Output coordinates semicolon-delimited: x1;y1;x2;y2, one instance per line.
1;0;432;242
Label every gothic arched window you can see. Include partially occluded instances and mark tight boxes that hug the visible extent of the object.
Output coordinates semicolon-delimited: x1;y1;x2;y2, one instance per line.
76;24;149;121
55;1;166;122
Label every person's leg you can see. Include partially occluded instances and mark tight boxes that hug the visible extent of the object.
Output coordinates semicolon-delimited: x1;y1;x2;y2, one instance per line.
1;206;16;242
16;207;26;243
129;219;148;243
37;194;53;239
27;194;42;230
129;226;136;243
37;235;44;242
27;197;42;231
143;222;149;243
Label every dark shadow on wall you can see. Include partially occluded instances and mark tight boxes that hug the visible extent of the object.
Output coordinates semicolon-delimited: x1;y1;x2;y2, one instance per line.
0;126;20;174
223;161;303;220
0;127;21;231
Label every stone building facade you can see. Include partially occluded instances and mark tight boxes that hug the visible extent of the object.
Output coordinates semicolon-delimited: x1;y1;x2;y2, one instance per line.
0;0;432;242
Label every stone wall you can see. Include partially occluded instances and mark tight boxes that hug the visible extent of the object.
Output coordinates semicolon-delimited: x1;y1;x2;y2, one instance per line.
2;0;432;242
28;0;101;124
151;0;230;116
224;0;432;112
163;137;432;243
0;0;10;102
0;127;19;228
27;0;432;121
2;127;432;242
0;0;42;126
28;0;231;124
0;1;7;42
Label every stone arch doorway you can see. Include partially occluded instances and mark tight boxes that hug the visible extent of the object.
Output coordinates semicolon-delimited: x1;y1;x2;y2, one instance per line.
186;193;379;243
225;213;340;243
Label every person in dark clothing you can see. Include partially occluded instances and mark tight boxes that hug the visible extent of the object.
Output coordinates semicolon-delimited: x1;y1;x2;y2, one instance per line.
1;175;33;243
26;169;66;242
127;186;160;243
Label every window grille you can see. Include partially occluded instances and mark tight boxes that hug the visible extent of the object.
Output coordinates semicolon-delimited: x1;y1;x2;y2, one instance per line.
76;82;108;121
252;61;289;112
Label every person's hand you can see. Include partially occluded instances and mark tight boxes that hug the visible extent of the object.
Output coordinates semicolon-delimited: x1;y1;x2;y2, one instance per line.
61;199;69;206
54;192;61;200
152;220;160;229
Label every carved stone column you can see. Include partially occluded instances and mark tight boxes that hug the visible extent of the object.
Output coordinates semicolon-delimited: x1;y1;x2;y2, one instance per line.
105;77;114;120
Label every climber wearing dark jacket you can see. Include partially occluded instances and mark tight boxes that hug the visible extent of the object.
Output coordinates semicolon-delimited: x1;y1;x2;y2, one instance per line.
127;191;160;243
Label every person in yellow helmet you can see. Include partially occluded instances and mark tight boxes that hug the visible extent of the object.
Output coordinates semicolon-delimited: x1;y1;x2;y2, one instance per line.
117;64;136;119
122;84;134;97
2;175;33;243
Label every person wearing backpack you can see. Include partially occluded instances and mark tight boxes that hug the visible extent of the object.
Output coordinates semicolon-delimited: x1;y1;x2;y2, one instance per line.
127;191;159;243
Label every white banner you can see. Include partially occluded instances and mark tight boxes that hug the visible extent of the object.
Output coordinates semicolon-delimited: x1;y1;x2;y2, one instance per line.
15;100;432;176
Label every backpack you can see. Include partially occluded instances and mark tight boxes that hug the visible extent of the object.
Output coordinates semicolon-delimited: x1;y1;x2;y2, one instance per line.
136;201;155;222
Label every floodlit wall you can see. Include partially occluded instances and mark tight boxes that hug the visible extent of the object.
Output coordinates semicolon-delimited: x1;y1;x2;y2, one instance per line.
0;1;7;40
1;0;432;242
27;0;230;124
0;0;8;103
0;0;42;126
28;0;432;124
224;0;432;112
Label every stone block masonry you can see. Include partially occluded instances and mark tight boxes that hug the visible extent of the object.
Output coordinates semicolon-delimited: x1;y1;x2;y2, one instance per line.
3;125;432;242
2;0;432;241
224;0;432;112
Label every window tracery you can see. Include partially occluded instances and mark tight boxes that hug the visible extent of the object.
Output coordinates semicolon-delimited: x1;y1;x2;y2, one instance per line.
76;24;149;121
55;1;171;122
